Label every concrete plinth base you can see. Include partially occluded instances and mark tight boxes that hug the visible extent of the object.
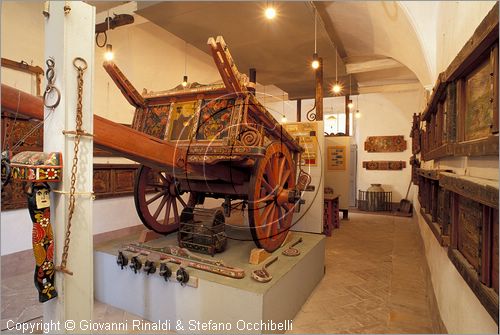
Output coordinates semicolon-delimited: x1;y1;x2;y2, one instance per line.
94;231;325;334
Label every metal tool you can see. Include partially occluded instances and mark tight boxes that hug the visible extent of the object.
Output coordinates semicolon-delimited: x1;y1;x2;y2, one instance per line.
251;256;278;283
282;237;303;257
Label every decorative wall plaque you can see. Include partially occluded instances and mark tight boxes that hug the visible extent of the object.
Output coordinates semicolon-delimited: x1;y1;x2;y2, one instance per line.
362;161;406;170
327;146;345;170
364;135;407;152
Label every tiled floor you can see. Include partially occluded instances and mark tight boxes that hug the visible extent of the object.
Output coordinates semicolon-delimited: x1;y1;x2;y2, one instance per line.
288;212;437;334
2;212;438;334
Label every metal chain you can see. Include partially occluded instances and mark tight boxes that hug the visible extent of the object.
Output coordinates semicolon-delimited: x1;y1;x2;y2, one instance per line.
57;57;87;276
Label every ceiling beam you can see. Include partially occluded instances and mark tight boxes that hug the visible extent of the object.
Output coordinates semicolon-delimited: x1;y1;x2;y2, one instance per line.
345;58;405;74
313;2;348;59
358;82;422;94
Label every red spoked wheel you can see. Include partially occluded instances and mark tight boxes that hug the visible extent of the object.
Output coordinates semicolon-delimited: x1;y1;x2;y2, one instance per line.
134;165;195;234
248;141;296;252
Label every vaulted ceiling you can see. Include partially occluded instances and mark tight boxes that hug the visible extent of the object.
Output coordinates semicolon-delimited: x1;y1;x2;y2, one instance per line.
88;1;431;99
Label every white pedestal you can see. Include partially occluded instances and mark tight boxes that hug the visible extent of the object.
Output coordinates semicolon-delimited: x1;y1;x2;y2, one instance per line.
94;232;325;334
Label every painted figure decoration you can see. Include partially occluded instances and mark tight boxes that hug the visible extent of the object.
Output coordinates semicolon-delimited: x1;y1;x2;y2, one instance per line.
27;182;57;302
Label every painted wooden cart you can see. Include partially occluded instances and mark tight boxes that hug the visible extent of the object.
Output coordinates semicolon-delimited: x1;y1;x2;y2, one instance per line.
1;36;310;252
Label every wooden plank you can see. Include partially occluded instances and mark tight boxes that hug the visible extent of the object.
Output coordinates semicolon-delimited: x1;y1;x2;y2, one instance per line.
1;57;44;96
445;2;499;82
423;143;454;161
420;207;446;246
440;172;499;209
103;61;145;108
453;135;499;157
422;72;446;122
416;168;450;180
448;248;499;323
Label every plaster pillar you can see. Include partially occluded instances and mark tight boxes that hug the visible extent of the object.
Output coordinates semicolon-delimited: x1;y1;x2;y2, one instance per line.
43;1;95;331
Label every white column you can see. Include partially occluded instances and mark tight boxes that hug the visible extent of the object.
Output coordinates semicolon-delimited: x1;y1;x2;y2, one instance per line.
43;1;95;332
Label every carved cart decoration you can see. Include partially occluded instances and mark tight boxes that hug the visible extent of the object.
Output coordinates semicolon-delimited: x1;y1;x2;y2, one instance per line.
1;36;310;253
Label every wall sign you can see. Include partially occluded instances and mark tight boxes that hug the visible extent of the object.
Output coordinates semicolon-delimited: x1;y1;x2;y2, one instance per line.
327;146;346;170
283;122;318;166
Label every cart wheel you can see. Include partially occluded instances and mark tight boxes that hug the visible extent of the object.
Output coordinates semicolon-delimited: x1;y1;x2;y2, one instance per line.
134;165;196;234
248;142;296;252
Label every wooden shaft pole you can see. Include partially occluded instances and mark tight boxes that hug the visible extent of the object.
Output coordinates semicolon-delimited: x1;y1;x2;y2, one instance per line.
345;95;350;136
296;99;302;122
315;58;323;121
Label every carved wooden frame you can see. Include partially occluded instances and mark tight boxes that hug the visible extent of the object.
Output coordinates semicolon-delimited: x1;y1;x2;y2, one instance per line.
421;3;499;161
440;172;499;323
417;168;452;246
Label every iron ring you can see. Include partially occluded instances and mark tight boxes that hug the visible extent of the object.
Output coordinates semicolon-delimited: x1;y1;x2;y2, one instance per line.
46;58;55;68
73;57;87;71
43;85;61;109
46;67;55;83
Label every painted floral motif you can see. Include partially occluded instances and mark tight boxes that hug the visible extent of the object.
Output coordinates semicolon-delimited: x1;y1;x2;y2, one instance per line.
10;151;62;182
196;98;235;140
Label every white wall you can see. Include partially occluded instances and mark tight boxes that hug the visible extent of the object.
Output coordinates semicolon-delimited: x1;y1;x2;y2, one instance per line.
414;197;498;333
354;89;425;202
436;1;497;74
0;2;224;255
414;2;499;332
1;196;140;255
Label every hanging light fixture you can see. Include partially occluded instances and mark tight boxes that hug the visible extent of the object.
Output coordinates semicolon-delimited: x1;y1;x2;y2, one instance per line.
104;11;114;61
281;91;287;123
311;9;320;70
347;74;354;108
104;44;114;61
182;42;188;87
332;49;343;94
265;1;276;19
355;95;361;119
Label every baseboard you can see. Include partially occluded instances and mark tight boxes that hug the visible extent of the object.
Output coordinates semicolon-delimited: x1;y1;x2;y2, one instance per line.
1;224;145;279
413;208;448;333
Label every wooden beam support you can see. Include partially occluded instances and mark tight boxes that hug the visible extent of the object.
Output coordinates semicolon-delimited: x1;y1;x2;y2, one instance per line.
345;58;404;74
1;57;44;96
296;99;302;122
103;61;145;108
315;58;323;121
358;82;422;94
345;95;350;136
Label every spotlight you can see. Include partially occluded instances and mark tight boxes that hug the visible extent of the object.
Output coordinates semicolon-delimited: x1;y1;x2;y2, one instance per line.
182;75;188;87
104;44;114;61
311;53;319;69
265;6;276;19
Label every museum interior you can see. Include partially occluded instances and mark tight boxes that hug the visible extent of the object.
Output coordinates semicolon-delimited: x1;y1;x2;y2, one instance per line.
0;1;498;334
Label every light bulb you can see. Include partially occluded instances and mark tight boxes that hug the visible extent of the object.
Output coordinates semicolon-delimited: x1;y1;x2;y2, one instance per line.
182;75;188;87
281;115;287;123
311;53;320;69
332;83;342;94
265;6;276;19
104;44;114;61
348;100;354;109
355;110;361;119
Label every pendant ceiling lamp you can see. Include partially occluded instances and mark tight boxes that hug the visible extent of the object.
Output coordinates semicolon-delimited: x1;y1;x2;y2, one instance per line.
311;9;319;70
347;74;354;108
182;42;188;87
355;94;361;119
332;49;343;95
104;10;114;61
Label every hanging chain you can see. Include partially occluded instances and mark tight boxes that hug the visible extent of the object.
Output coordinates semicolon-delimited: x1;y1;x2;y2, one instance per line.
56;57;88;276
